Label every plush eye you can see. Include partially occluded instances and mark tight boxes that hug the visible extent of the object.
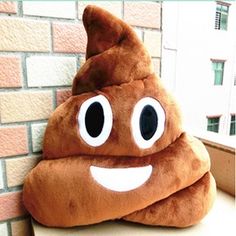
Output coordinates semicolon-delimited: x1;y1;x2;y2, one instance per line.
131;97;165;149
78;95;113;147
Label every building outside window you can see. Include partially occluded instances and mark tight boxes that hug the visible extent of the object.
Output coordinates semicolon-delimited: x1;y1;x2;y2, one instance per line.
162;2;235;225
212;60;225;85
215;2;229;30
230;114;235;135
207;116;220;133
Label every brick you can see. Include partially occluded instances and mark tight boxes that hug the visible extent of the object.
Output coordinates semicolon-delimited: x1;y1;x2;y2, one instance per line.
0;191;27;221
152;58;161;76
0;18;50;52
27;56;76;87
0;223;8;236
53;22;87;53
31;123;47;152
124;2;161;29
0;126;28;158
23;1;75;19
11;218;31;236
0;91;53;123
0;56;22;88
78;1;122;19
0;161;4;189
56;89;72;106
6;156;41;187
144;31;161;57
0;1;17;14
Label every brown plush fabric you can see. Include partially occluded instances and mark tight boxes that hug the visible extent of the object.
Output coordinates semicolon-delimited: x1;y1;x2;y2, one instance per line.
123;172;216;227
72;5;153;95
23;5;216;228
43;75;182;159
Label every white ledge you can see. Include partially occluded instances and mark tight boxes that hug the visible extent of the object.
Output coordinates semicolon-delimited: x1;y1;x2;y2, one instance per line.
191;131;235;196
194;131;235;152
32;190;235;236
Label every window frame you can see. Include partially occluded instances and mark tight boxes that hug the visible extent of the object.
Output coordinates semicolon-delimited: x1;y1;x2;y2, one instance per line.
196;132;235;196
207;115;221;133
229;114;235;136
211;59;225;86
215;1;230;30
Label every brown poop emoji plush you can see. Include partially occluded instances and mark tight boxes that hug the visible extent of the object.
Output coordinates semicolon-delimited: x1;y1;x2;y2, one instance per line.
23;5;216;228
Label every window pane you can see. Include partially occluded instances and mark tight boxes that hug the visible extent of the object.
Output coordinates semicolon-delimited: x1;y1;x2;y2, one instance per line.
216;4;222;11
230;123;235;135
222;5;229;13
208;120;213;125
209;117;219;124
207;117;220;133
220;14;228;30
218;62;223;70
212;62;217;70
215;3;229;30
213;124;219;132
212;62;223;70
212;62;224;85
214;71;223;85
207;125;213;131
207;124;219;133
230;115;236;136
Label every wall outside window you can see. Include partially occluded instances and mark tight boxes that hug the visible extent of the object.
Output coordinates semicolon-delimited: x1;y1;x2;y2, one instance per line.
161;0;235;198
161;1;236;137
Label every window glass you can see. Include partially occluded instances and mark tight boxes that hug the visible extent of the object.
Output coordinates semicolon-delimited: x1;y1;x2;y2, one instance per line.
230;115;235;135
222;5;229;13
216;4;222;11
212;61;224;85
221;14;228;30
215;3;229;30
214;71;223;85
207;117;220;133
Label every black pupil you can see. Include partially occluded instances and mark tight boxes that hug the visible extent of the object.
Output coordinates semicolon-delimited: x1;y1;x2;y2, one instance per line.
140;105;158;140
85;102;104;138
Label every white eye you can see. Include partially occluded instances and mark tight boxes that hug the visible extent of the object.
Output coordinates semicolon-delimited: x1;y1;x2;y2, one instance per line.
78;95;113;147
131;97;165;149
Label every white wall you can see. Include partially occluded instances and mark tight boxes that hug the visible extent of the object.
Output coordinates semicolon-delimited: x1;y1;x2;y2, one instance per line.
162;1;236;136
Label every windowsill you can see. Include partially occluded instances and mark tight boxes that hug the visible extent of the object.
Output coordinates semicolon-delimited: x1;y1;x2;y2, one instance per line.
192;131;235;196
193;131;235;151
32;189;235;236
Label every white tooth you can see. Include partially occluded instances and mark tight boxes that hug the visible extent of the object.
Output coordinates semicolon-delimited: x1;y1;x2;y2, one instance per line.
90;165;152;192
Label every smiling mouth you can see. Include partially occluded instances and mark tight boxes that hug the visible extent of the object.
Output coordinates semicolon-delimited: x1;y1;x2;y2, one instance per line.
90;165;152;192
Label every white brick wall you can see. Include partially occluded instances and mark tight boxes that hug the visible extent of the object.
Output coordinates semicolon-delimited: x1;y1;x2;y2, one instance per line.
5;156;41;187
144;31;161;57
31;123;47;152
27;56;76;87
0;18;51;52
23;1;76;19
0;91;53;123
0;223;7;236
